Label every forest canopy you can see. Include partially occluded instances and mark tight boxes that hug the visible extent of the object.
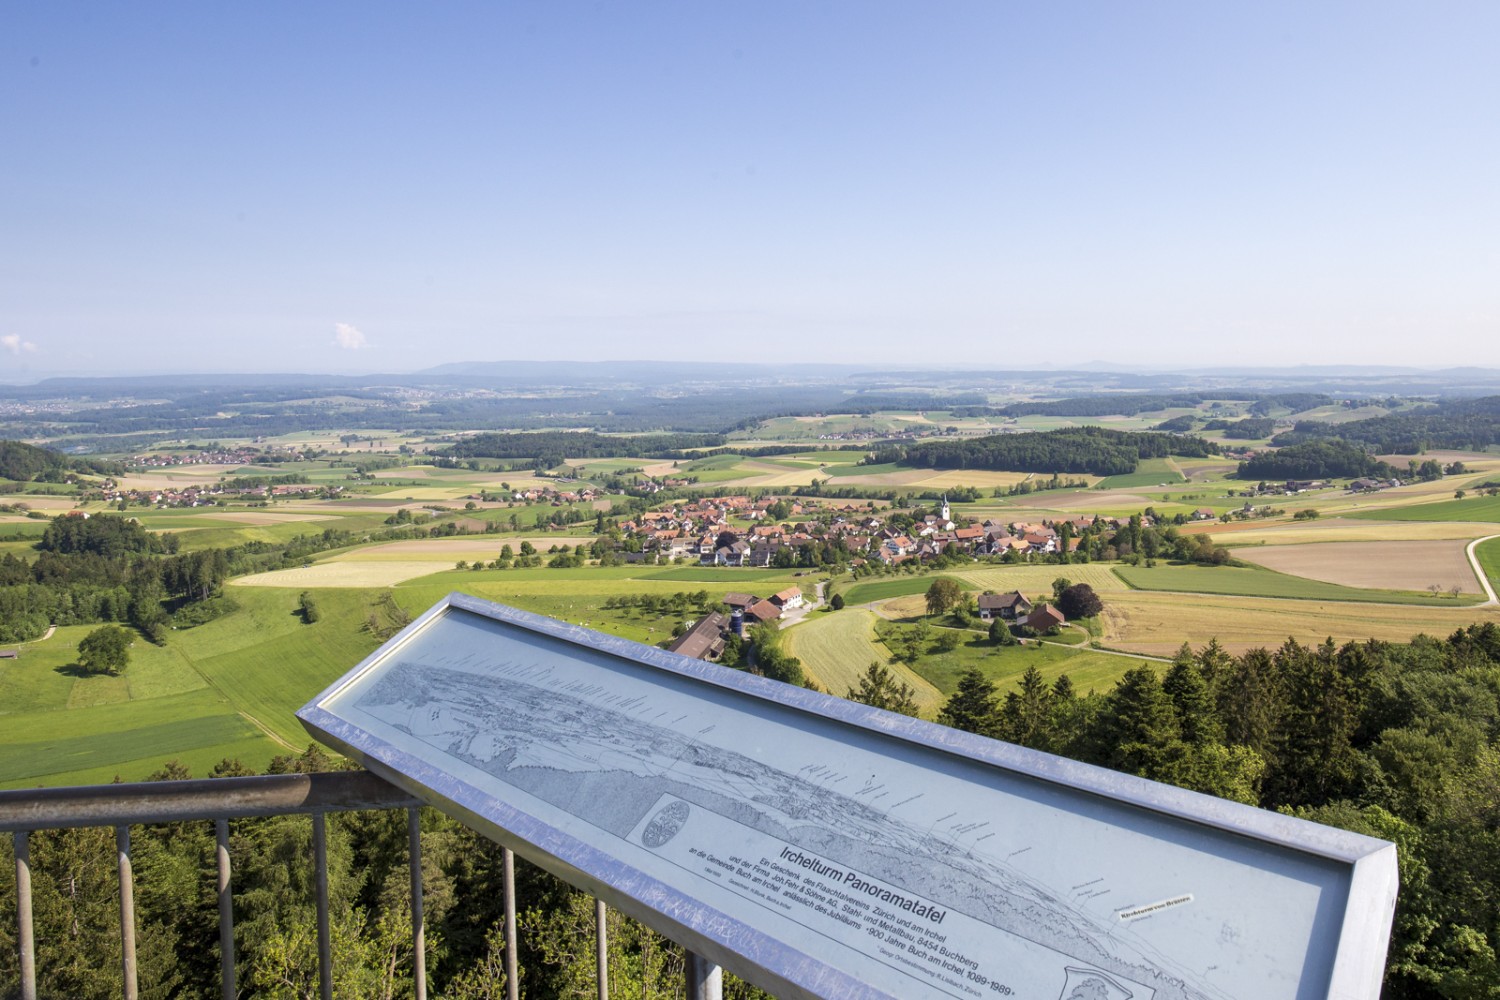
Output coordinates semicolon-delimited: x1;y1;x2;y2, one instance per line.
880;427;1220;476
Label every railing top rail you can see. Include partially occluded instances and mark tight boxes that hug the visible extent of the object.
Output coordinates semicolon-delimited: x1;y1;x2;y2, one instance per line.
0;771;419;832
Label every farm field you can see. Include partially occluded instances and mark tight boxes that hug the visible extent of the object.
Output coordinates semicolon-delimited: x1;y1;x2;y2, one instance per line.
1233;540;1482;594
1101;591;1500;656
1215;517;1494;546
781;609;944;715
1347;493;1500;523
1114;563;1482;606
0;620;289;789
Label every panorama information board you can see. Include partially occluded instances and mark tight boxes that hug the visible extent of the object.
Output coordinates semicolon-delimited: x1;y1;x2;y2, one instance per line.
299;593;1396;1000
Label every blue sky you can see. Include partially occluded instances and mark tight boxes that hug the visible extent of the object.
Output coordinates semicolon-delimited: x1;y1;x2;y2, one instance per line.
2;2;1497;379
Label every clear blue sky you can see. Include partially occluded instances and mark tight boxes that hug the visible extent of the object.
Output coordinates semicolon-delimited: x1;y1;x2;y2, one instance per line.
3;2;1497;379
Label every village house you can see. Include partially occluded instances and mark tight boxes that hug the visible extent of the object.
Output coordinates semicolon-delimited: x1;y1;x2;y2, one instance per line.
1025;604;1067;633
977;591;1034;621
666;612;730;662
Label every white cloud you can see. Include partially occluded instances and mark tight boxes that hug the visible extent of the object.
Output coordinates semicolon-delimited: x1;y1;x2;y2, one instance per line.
1;334;38;355
332;323;368;350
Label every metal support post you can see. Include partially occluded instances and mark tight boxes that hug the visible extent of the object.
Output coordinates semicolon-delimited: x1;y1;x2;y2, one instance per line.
216;818;235;1000
503;846;519;1000
686;951;722;1000
408;808;427;1000
313;812;332;1000
116;826;138;1000
595;897;608;1000
14;831;36;1000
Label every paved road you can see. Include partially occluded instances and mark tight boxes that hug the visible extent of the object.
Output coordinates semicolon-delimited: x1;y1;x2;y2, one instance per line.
1466;534;1500;606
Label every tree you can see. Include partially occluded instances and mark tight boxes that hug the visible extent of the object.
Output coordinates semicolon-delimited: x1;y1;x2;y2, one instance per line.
846;662;920;716
830;593;845;610
937;668;1000;738
1056;583;1103;620
78;624;131;676
925;577;962;616
1051;577;1072;602
989;620;1018;645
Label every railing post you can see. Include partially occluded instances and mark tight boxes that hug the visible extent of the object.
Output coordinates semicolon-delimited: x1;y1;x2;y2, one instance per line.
503;846;518;1000
14;830;36;1000
595;897;608;1000
116;825;138;1000
408;807;427;1000
216;818;235;1000
686;952;722;1000
313;812;333;1000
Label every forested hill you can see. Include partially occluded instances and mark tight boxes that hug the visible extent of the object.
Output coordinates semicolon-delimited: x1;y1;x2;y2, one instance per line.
1236;440;1395;481
446;430;747;470
0;439;121;481
1270;395;1500;452
878;427;1220;476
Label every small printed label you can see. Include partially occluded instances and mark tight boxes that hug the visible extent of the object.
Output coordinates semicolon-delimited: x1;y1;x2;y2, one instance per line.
1118;894;1194;922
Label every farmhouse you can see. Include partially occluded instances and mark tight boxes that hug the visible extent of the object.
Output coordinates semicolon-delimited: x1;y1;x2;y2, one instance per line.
1025;604;1067;633
770;587;803;610
666;612;730;662
977;591;1033;621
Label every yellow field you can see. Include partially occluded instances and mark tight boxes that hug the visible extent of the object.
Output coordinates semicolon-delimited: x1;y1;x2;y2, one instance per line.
0;495;79;511
782;609;945;715
954;564;1125;595
1048;491;1156;510
1234;540;1481;593
334;537;596;561
1102;591;1500;655
234;561;458;589
1218;518;1495;546
184;510;339;526
905;470;1039;489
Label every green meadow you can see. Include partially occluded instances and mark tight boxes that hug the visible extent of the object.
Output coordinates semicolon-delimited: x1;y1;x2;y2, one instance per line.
1346;493;1500;523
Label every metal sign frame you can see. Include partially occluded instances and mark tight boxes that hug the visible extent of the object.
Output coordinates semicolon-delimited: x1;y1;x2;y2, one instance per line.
299;592;1397;1000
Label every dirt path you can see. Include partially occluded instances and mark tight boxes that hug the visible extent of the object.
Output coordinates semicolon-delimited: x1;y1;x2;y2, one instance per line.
1466;534;1500;606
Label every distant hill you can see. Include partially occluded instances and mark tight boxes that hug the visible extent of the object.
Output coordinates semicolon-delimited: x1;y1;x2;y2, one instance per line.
1270;396;1500;453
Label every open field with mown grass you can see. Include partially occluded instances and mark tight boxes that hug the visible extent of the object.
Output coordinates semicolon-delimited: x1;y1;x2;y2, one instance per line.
781;609;944;714
866;622;1149;698
0;618;290;788
1101;591;1500;656
1215;517;1495;545
839;564;1120;606
1233;540;1481;594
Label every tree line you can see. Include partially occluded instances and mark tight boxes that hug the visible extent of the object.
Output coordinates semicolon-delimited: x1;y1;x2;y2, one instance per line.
928;623;1500;997
878;427;1220;477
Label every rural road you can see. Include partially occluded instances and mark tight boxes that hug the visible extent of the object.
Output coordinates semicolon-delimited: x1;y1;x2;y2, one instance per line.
1465;534;1500;606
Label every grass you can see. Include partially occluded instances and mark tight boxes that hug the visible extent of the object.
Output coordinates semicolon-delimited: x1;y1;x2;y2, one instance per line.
0;687;278;788
883;631;1142;698
1096;458;1186;489
1475;536;1500;596
781;610;944;715
1346;493;1500;523
1113;563;1485;606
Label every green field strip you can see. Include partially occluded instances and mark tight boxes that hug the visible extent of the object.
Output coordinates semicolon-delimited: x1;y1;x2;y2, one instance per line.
1112;564;1486;606
0;714;263;784
640;567;806;584
1345;494;1500;523
11;736;286;789
1475;537;1500;598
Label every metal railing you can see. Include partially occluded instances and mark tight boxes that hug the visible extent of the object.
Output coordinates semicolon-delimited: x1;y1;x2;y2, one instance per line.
0;771;703;1000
